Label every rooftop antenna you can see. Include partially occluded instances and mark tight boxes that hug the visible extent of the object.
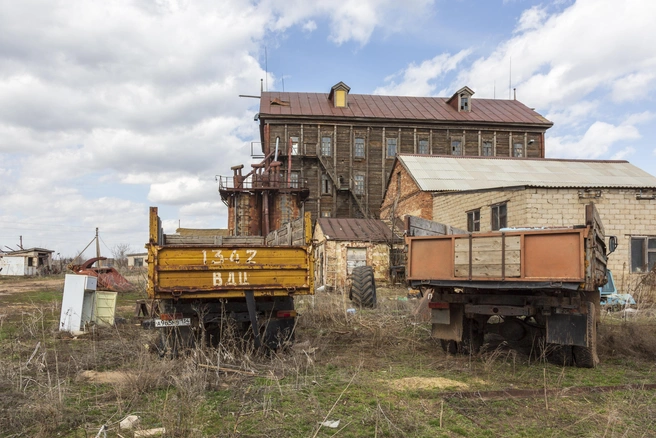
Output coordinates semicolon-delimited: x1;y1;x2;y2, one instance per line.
513;88;517;100
494;80;496;99
282;74;285;92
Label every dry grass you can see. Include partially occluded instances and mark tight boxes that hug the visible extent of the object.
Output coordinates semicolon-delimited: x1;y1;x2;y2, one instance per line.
0;279;655;437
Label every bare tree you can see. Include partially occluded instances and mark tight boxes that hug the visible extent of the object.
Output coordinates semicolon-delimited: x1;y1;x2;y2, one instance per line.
112;243;132;269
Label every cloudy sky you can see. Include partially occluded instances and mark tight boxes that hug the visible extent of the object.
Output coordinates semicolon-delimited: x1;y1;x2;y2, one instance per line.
1;0;655;257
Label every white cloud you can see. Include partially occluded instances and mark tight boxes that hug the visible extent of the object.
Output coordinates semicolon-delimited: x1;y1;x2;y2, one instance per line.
547;121;641;159
374;50;471;96
302;20;317;32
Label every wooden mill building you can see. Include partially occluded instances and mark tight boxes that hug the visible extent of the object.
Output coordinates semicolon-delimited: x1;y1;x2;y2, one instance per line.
254;82;552;222
220;82;552;235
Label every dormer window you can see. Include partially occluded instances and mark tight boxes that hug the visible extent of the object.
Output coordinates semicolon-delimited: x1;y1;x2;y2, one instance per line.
447;86;474;112
460;94;469;111
329;81;351;108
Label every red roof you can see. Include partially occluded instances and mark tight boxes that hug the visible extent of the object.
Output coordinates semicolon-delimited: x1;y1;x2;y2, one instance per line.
260;91;552;126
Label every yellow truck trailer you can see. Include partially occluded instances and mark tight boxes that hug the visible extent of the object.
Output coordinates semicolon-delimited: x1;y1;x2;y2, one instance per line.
146;207;314;354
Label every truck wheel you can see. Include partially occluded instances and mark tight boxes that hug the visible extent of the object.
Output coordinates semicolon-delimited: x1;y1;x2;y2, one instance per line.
350;266;376;308
458;317;484;355
573;301;598;368
440;339;458;354
546;344;574;366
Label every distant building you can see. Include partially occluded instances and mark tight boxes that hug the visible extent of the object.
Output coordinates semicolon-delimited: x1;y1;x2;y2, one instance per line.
381;154;656;286
220;82;553;237
0;248;54;276
313;218;400;292
126;253;148;269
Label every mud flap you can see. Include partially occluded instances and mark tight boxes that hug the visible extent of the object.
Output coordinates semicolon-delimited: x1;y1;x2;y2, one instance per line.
431;304;463;342
546;313;588;347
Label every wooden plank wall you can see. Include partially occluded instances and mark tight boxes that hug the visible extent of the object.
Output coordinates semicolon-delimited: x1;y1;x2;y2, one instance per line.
265;215;305;246
454;235;521;278
266;122;545;222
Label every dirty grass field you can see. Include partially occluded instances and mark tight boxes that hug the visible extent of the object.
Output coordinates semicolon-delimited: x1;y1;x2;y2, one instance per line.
1;275;656;437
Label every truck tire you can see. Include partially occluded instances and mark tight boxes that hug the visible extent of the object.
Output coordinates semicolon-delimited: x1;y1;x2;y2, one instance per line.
573;301;598;368
350;266;376;308
458;317;484;355
440;339;458;354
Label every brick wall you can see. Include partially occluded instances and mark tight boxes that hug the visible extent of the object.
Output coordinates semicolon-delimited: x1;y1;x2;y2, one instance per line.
433;187;656;291
380;160;434;221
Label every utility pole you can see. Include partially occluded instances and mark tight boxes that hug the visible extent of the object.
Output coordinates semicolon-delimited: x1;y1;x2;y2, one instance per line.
96;228;102;267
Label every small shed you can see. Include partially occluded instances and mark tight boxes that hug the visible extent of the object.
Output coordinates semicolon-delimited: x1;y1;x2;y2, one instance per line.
126;252;148;269
0;248;54;276
313;218;399;292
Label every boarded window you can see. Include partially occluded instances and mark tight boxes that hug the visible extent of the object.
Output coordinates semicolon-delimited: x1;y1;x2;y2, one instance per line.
354;174;365;195
290;136;299;155
354;137;365;158
467;209;480;232
631;237;656;273
513;142;523;157
491;203;507;231
321;136;332;156
347;247;367;274
418;139;429;154
321;174;332;195
386;138;397;157
482;141;493;156
451;139;462;155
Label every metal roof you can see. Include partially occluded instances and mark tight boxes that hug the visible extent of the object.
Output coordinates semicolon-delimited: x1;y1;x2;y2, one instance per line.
260;91;552;126
398;155;656;192
316;218;394;242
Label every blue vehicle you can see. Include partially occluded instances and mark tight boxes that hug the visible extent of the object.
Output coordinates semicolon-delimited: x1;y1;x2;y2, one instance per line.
599;270;636;308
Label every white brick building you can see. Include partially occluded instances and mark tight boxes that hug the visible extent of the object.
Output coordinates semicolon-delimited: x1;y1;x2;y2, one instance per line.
385;155;656;291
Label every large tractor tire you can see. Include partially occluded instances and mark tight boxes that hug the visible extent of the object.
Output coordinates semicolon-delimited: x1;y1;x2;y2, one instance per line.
350;266;377;308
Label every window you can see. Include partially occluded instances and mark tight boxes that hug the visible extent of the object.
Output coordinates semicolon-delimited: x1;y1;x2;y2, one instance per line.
290;136;299;155
321;136;332;156
491;203;507;231
354;174;365;195
513;142;523;157
418;139;429;154
290;172;299;188
451;139;462;155
134;257;144;267
27;257;34;267
482;141;493;156
321;174;332;195
354;137;365;158
460;94;469;111
631;237;656;273
386;138;397;157
321;210;332;218
335;89;347;107
467;209;480;232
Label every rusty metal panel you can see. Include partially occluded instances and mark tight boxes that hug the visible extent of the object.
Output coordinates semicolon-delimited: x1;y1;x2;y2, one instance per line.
523;232;584;281
408;237;453;279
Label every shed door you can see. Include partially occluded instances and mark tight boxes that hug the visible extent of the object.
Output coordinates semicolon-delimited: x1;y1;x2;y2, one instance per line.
346;248;367;274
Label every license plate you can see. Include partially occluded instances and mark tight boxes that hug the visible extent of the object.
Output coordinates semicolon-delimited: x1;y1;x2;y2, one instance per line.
154;318;191;327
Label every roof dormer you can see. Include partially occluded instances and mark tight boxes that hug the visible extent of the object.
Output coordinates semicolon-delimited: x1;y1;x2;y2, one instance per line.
328;81;351;108
447;86;475;112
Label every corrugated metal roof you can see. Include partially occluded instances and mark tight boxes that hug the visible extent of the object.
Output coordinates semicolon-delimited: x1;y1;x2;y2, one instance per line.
260;92;552;126
398;155;656;192
317;218;394;242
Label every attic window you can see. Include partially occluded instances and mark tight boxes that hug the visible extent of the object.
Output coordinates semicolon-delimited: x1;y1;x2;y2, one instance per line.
329;82;351;108
460;94;469;111
335;90;347;107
